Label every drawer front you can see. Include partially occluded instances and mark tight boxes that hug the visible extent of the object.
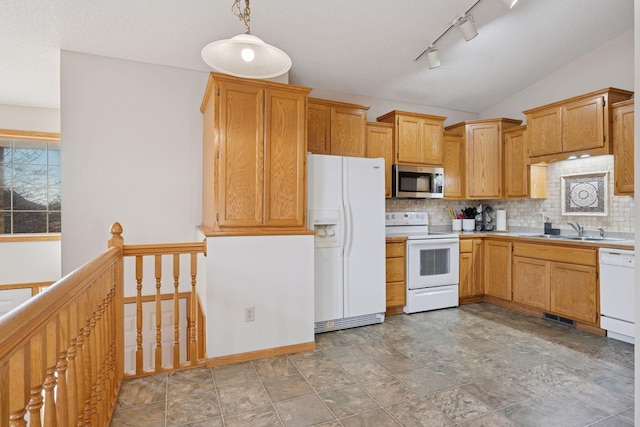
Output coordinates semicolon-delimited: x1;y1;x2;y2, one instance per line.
513;243;596;266
386;281;406;307
386;257;405;282
386;242;406;258
460;239;473;253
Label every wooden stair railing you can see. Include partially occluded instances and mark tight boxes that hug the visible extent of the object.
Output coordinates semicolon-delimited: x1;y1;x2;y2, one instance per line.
113;223;207;377
0;222;208;426
0;236;124;426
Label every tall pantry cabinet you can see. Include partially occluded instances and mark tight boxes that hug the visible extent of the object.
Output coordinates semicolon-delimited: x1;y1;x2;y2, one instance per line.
200;72;312;234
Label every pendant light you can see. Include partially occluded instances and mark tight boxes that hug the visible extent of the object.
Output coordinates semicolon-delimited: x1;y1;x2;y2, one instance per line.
201;0;292;79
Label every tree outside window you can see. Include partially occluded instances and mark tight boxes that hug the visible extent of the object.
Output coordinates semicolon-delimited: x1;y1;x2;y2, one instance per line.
0;132;61;234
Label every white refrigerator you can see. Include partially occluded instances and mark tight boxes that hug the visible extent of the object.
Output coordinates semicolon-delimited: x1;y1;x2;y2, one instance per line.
307;154;386;333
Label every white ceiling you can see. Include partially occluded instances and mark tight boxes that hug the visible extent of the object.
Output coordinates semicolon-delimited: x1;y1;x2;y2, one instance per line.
0;0;634;113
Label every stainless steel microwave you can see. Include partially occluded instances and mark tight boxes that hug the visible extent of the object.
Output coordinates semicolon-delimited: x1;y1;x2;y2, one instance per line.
392;164;444;198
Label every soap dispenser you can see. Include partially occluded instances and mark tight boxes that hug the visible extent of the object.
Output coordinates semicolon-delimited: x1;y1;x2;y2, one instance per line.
544;217;552;234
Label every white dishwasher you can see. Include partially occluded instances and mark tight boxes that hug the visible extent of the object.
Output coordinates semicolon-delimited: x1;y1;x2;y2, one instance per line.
599;248;635;344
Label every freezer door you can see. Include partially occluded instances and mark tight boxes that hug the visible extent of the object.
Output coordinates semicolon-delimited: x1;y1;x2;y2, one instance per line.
343;157;386;317
314;246;344;322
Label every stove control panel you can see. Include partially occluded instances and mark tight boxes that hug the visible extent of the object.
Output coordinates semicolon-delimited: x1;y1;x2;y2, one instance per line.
385;212;428;226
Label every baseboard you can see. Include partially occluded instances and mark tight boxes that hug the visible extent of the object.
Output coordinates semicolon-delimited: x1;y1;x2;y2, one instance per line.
206;341;316;367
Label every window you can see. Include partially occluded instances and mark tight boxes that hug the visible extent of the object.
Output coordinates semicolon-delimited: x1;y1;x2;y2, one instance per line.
0;133;61;234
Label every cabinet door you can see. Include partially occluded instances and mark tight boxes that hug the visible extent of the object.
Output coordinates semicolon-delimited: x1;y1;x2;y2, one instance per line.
421;117;444;165
484;240;511;301
512;256;549;310
472;239;484;296
459;252;473;298
504;127;529;198
550;262;597;324
263;88;306;228
331;107;366;157
443;134;464;199
366;123;393;198
613;102;634;195
396;115;423;164
562;95;605;152
466;122;502;198
307;102;331;154
528;107;562;157
217;80;264;228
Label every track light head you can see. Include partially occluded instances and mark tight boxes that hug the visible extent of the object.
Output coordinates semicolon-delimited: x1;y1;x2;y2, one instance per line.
501;0;519;8
426;47;440;69
455;15;478;42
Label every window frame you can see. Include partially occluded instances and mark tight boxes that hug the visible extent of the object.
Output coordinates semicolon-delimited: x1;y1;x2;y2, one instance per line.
0;129;61;238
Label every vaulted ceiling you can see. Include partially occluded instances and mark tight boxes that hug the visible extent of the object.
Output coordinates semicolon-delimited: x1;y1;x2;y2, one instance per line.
1;0;634;112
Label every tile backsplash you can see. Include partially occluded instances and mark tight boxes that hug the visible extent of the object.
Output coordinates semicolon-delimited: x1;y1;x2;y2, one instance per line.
386;155;634;234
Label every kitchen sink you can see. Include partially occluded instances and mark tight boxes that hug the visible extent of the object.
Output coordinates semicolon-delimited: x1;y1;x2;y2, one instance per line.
518;234;627;242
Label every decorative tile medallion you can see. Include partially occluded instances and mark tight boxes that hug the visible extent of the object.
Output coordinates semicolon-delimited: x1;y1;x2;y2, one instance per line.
561;171;608;216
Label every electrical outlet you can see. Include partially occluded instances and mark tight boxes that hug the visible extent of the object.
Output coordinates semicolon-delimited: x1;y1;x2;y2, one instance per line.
245;306;255;322
538;212;546;223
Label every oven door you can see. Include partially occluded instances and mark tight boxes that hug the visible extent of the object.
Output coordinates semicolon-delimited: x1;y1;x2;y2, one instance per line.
407;238;459;289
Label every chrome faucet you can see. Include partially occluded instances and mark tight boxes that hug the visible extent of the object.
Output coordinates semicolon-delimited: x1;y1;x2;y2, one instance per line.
597;227;605;238
568;222;584;236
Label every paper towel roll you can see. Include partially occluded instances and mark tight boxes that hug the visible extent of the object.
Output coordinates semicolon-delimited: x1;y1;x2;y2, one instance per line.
496;209;507;231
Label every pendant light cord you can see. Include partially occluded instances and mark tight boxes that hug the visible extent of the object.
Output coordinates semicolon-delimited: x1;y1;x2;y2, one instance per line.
232;0;252;34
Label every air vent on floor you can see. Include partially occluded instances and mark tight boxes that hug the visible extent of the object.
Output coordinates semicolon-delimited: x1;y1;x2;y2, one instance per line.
543;312;576;327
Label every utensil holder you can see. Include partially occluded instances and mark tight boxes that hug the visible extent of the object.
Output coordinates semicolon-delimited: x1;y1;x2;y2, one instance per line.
462;219;475;231
452;219;462;231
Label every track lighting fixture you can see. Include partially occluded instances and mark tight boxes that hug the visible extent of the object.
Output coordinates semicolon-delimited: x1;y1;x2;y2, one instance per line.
415;0;517;68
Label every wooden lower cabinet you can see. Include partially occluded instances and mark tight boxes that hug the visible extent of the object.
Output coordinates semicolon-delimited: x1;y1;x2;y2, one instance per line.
385;238;406;315
459;239;483;301
512;256;550;310
512;242;598;326
484;240;512;301
550;262;597;324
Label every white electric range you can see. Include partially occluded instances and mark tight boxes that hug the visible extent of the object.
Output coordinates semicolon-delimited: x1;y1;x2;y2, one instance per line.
385;212;460;313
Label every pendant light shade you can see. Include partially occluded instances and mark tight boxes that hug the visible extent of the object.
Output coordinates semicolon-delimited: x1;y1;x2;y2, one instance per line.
201;34;292;79
201;0;292;79
456;15;478;42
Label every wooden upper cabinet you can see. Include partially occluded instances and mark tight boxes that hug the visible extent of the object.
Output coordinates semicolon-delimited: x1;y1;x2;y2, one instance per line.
263;88;307;227
307;102;331;154
200;72;311;235
504;126;529;198
467;122;502;199
443;133;464;199
524;88;633;163
331;106;367;157
527;106;562;157
216;80;265;228
612;100;634;195
307;98;369;157
562;95;605;152
376;110;446;166
366;122;393;198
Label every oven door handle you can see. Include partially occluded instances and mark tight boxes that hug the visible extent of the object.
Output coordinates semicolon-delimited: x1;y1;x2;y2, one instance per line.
407;238;459;246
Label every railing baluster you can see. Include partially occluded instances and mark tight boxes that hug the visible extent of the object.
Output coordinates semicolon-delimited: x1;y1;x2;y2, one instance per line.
67;299;79;427
154;255;162;371
56;307;70;427
173;254;180;368
189;252;198;365
135;256;143;375
0;361;9;427
26;329;44;427
8;345;29;427
89;283;99;426
82;289;93;426
43;319;58;427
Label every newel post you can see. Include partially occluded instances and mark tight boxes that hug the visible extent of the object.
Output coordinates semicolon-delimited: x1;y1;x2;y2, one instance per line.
108;223;125;386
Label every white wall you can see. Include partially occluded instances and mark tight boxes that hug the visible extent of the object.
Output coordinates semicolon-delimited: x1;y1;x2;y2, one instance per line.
309;89;478;127
0;104;61;285
0;104;60;133
206;235;314;358
481;29;634;122
633;1;639;421
0;240;61;284
60;51;207;275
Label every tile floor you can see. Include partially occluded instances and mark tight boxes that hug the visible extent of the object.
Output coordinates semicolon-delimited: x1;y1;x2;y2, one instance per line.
111;303;634;427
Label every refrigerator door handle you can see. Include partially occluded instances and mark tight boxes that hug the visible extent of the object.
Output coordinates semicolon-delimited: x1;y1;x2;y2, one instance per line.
343;171;354;259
